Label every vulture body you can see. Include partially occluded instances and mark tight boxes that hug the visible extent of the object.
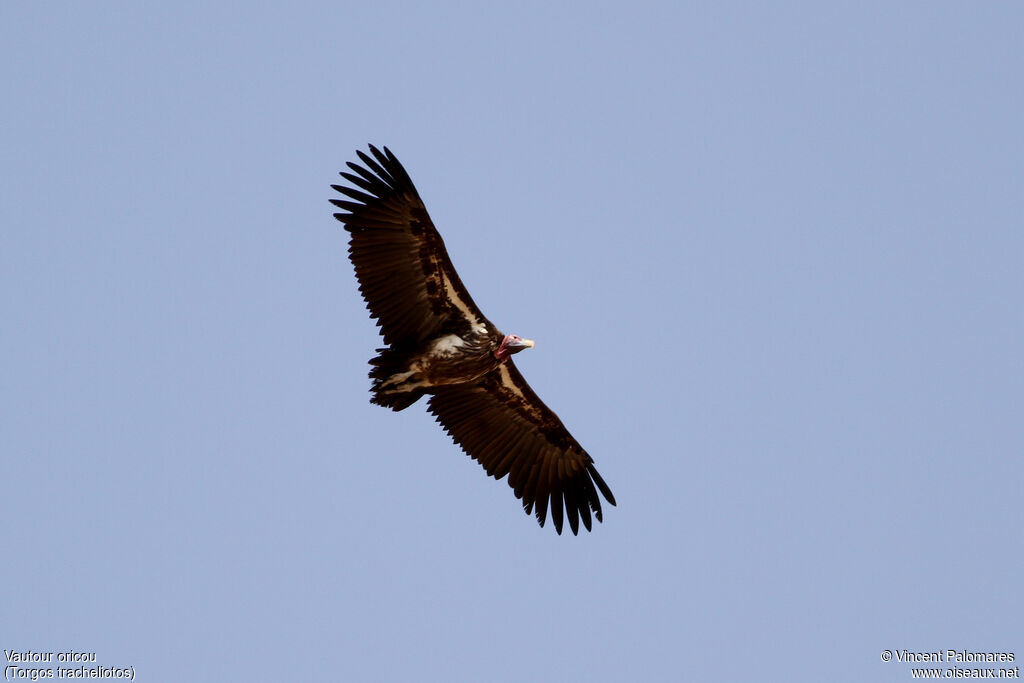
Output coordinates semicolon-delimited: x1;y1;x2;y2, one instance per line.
331;145;615;535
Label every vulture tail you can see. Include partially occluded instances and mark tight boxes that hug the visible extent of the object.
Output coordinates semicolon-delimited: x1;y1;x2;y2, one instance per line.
367;347;426;411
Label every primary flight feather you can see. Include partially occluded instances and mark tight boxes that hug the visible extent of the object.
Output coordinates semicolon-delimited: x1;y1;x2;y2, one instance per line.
331;145;615;535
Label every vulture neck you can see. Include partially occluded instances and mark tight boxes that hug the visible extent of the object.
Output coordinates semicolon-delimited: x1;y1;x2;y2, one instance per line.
492;334;521;362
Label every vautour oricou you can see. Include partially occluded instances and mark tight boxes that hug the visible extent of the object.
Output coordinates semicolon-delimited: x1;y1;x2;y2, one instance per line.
332;145;616;535
4;650;97;663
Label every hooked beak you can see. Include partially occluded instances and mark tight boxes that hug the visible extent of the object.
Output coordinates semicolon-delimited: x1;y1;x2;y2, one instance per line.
506;337;535;352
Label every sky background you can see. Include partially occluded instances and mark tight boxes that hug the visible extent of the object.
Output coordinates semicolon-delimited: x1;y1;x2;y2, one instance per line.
3;2;1022;681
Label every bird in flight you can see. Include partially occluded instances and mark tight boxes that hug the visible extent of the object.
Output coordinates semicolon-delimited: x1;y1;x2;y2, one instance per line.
331;145;615;534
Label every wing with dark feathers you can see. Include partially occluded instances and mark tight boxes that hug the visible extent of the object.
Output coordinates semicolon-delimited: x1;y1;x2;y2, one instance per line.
331;145;492;346
427;361;616;535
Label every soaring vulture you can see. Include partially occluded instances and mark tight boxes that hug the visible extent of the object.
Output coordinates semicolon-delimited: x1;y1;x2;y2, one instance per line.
331;145;615;535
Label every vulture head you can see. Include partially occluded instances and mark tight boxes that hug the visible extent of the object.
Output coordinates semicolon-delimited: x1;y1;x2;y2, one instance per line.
495;334;535;360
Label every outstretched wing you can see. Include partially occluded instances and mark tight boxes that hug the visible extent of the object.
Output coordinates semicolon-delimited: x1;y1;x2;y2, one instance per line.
331;145;492;346
427;361;616;535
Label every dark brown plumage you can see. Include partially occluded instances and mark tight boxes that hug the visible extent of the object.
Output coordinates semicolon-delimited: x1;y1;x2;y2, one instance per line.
331;145;615;535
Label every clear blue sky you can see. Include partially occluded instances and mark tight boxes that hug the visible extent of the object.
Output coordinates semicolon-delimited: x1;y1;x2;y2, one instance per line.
3;3;1022;681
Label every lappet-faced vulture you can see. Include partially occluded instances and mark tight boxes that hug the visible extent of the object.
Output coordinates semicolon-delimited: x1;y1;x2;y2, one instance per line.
331;145;615;535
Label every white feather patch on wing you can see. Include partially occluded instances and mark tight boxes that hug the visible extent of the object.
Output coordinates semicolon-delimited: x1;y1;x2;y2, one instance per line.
441;270;482;327
496;363;528;403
